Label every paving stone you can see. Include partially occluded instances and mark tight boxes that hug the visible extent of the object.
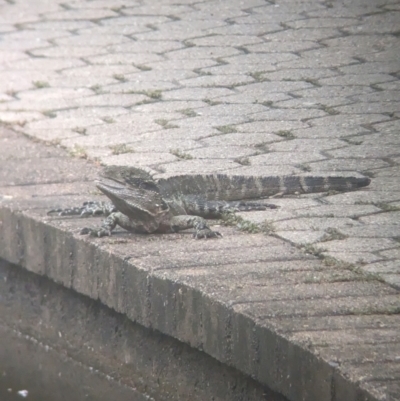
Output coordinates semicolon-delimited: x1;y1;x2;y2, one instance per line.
308;158;390;173
0;111;44;124
318;74;396;86
372;166;400;178
320;238;397;254
162;87;235;101
101;152;177;167
0;0;399;399
30;45;108;58
336;102;400;114
274;217;362;232
86;52;165;66
264;68;340;81
379;248;400;260
276;230;325;245
274;97;352;109
187;146;256;160
268;138;346;152
26;117;104;130
246;41;320;53
191;35;263;47
309;113;392;127
42;8;119;20
236;120;309;133
343;12;400;34
255;108;328;121
201;132;280;147
133;20;229;41
215;91;292;105
362;261;400;275
156;159;242;174
75;93;148;107
180;74;254;88
23;20;98;31
6;57;86;71
122;4;194;15
208;22;284;36
339;61;400;75
249;151;327;166
220;165;305;177
321;251;385;265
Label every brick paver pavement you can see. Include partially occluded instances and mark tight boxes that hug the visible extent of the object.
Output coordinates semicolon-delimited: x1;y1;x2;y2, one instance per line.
0;0;399;400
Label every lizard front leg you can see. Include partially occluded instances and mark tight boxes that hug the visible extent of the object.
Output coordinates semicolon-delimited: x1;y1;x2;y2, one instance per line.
80;211;120;237
80;211;161;237
170;215;222;239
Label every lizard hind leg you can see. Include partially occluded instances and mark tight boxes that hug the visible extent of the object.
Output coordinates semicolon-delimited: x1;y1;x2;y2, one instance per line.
170;215;222;239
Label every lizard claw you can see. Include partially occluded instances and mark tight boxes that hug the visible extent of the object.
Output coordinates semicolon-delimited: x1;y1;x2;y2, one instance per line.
80;227;112;237
193;228;222;239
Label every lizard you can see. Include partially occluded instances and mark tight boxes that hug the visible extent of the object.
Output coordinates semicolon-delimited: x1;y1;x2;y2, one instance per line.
48;166;371;239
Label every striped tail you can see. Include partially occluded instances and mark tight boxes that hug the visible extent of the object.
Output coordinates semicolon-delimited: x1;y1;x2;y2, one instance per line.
158;174;371;201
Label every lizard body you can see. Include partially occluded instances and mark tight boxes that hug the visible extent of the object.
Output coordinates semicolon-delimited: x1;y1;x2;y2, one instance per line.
49;166;371;239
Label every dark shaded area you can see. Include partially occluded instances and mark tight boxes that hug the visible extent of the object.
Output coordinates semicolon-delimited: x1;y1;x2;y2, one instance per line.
0;259;288;401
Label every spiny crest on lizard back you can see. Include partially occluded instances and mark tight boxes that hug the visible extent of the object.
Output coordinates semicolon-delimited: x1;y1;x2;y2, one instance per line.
101;165;160;193
156;173;371;201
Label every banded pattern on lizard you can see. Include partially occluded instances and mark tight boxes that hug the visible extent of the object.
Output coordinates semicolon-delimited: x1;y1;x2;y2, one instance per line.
48;166;371;239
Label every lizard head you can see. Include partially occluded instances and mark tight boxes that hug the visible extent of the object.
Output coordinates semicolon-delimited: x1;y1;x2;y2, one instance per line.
97;166;170;230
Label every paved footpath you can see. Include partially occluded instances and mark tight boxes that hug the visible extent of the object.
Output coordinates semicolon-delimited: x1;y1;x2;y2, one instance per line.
0;0;399;400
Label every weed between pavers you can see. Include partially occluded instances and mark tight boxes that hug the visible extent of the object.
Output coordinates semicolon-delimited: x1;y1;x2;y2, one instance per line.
90;84;102;94
298;245;386;285
254;143;269;153
113;74;127;82
319;104;340;115
110;144;134;155
103;117;115;124
319;227;348;242
73;127;87;135
216;125;238;134
43;110;57;118
261;101;274;107
304;78;321;87
275;130;295;140
69;145;87;159
135;64;152;71
193;68;212;76
295;163;312;172
203;98;221;106
33;81;50;89
234;157;251;166
249;71;267;82
170;148;193;160
155;119;179;129
139;90;162;100
179;108;197;117
183;40;195;48
341;137;363;145
221;213;276;235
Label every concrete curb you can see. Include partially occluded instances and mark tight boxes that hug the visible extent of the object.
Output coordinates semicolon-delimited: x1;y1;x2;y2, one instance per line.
1;127;399;401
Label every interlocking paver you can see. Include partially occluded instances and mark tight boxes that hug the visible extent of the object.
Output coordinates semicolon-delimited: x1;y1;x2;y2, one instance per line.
0;0;399;400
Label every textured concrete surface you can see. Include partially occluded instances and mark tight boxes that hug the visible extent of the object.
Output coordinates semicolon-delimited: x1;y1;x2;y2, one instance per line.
0;0;399;400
